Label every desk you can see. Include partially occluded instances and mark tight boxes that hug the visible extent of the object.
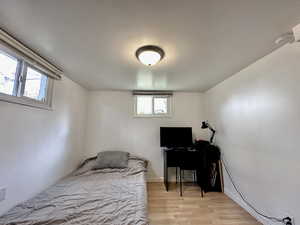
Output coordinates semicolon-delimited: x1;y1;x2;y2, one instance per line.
163;147;223;195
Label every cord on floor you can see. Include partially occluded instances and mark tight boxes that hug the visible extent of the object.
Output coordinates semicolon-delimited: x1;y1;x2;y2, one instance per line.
221;158;291;225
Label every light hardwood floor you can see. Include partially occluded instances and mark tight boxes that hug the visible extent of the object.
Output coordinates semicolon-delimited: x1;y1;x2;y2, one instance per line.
147;182;261;225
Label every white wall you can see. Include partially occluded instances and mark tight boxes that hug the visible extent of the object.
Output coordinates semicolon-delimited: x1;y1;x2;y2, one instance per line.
85;91;207;180
3;42;298;224
0;76;88;215
204;43;300;224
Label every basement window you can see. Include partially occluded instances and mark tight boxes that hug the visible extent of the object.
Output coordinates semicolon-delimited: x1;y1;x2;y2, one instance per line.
0;47;53;109
134;94;172;117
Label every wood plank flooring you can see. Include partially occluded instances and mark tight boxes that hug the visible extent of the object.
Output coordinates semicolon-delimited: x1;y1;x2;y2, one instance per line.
147;182;261;225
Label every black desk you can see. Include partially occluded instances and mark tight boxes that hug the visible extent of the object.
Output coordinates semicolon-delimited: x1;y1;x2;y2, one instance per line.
163;147;223;195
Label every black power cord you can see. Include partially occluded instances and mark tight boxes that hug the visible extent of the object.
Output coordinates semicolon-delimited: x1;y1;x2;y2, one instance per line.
221;158;291;225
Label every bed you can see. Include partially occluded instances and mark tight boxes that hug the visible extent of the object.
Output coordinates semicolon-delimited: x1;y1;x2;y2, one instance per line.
0;156;149;225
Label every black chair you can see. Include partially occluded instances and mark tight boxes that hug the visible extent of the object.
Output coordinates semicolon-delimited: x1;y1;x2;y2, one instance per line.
178;150;204;197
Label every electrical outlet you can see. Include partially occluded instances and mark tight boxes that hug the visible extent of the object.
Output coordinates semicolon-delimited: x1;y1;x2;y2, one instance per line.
0;188;6;202
283;216;294;225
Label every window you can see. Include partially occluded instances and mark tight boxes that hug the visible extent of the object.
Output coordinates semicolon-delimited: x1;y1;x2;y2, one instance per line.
134;95;172;117
154;97;168;114
23;66;48;101
136;96;153;115
0;47;53;109
0;51;19;96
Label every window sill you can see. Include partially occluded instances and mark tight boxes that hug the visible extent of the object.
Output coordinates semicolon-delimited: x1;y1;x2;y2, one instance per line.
133;114;173;118
0;93;52;110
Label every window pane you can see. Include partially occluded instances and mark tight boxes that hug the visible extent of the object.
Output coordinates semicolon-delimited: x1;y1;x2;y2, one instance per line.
0;51;18;95
154;97;168;114
23;66;48;101
137;96;153;115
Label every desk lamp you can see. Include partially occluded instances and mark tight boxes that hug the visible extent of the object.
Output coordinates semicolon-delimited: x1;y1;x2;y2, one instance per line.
201;121;216;144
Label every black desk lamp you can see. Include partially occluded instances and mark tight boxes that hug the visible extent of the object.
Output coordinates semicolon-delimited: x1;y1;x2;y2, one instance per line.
201;121;216;144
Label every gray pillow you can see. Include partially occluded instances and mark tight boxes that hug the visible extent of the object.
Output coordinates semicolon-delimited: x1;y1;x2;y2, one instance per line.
93;151;129;169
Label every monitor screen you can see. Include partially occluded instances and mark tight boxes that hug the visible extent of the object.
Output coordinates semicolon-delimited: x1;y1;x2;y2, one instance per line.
160;127;193;147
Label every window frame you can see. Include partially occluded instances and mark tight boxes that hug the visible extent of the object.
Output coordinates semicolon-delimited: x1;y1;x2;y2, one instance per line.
134;94;173;118
0;44;54;110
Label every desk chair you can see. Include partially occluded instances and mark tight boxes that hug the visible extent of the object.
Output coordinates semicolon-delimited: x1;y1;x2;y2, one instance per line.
178;151;204;197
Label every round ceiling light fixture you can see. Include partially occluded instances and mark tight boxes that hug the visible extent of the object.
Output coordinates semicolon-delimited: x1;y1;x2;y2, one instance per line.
135;45;165;66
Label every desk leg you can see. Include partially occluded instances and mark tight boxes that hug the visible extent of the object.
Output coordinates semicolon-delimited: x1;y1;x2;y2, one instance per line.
164;166;169;191
166;168;169;191
163;150;169;191
218;160;224;193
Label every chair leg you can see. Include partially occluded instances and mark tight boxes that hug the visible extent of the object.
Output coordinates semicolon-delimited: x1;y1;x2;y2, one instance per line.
180;169;183;197
175;167;178;184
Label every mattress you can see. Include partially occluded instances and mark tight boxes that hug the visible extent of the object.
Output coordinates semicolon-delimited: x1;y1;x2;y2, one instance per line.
0;156;149;225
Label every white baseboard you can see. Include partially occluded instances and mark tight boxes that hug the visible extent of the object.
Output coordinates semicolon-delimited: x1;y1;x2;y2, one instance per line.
147;177;163;182
224;187;276;225
147;173;195;183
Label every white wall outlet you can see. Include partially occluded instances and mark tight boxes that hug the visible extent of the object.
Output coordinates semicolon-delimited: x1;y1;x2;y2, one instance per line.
283;216;294;225
0;187;6;202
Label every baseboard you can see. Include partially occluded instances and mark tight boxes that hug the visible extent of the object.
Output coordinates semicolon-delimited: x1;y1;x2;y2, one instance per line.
147;177;163;182
147;174;195;183
224;187;275;225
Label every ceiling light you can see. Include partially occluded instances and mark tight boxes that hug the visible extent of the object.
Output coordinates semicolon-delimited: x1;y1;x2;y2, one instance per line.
135;45;165;66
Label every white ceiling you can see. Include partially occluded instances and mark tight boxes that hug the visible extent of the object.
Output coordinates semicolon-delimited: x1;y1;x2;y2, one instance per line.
0;0;299;92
